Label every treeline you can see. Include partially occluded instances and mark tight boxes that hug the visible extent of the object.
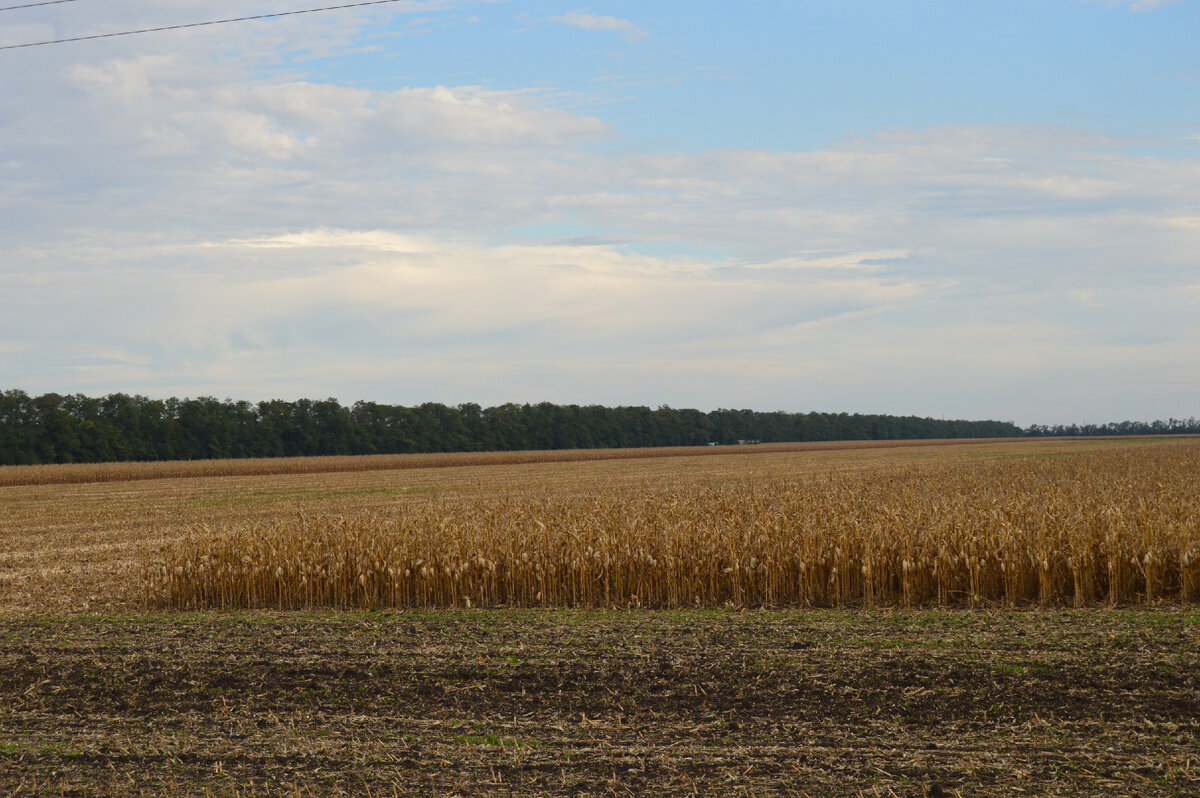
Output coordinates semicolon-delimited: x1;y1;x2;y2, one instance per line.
0;390;1025;466
1026;419;1200;437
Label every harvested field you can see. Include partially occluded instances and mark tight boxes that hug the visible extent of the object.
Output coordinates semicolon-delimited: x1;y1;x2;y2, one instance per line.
1;609;1197;796
0;439;1012;489
1;437;1197;796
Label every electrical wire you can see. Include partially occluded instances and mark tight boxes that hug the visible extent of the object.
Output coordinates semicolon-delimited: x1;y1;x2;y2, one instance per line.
0;0;80;11
0;0;409;50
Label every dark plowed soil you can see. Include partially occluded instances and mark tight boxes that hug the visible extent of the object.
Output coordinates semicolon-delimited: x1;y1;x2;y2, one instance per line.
1;608;1197;796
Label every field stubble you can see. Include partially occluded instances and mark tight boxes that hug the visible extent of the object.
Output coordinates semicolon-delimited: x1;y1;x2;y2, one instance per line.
0;609;1197;796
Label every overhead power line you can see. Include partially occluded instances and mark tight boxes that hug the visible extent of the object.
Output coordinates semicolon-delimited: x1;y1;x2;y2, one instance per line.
0;0;80;11
0;0;409;50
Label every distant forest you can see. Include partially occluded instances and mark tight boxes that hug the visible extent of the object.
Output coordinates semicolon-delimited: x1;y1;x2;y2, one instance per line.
0;390;1194;466
1026;419;1200;437
0;390;1030;466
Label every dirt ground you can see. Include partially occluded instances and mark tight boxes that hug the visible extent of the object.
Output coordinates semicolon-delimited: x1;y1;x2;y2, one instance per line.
1;608;1196;796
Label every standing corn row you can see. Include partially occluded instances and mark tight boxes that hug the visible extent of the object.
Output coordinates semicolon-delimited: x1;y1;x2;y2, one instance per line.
145;446;1200;609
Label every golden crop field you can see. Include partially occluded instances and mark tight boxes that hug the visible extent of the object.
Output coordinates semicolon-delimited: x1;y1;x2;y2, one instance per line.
2;436;1196;615
4;438;1200;797
0;437;1004;488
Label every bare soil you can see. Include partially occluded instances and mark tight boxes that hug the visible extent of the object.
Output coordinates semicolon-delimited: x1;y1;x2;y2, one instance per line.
1;608;1196;796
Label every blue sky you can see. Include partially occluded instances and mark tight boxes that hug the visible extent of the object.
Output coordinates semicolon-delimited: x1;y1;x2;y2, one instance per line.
264;1;1200;154
0;0;1197;425
343;1;1200;147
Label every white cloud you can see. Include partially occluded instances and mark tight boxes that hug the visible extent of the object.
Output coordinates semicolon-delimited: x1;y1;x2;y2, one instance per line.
66;59;609;159
744;250;910;272
228;229;438;253
0;229;930;406
552;11;648;41
1;15;1199;423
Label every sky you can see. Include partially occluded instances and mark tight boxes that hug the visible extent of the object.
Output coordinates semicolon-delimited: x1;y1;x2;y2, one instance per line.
1;0;1197;426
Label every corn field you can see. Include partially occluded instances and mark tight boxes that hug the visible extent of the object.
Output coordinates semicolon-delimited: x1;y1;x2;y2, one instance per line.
146;445;1200;609
0;439;950;488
